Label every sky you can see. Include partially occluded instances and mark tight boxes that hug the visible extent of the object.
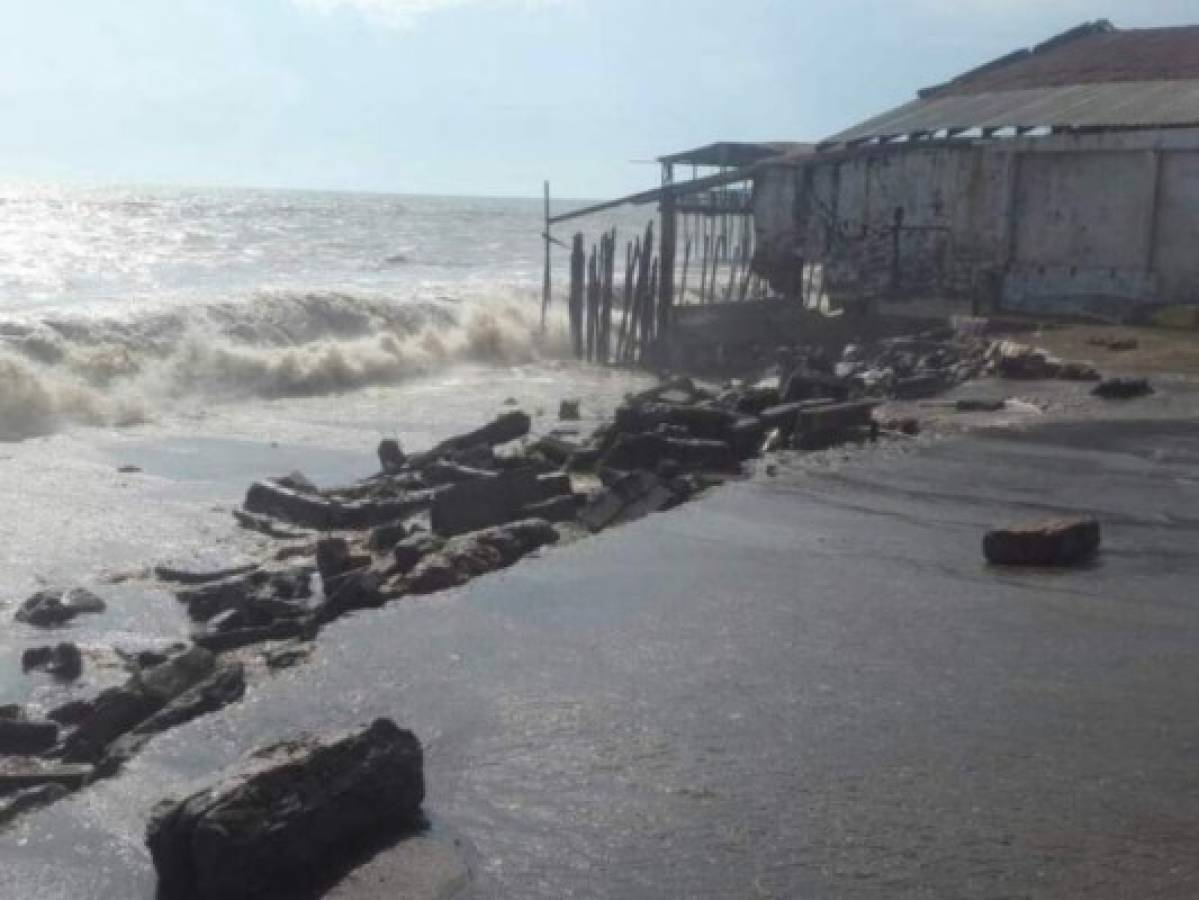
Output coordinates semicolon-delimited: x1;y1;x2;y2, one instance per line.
1;0;1197;197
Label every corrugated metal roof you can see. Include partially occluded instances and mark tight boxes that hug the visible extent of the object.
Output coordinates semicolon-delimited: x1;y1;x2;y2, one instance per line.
658;142;814;167
924;24;1199;97
823;79;1199;145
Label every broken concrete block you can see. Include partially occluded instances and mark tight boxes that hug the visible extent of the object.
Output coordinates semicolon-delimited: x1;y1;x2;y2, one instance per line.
377;439;406;473
0;719;59;755
1092;377;1153;399
430;469;568;536
146;719;424;900
983;516;1101;566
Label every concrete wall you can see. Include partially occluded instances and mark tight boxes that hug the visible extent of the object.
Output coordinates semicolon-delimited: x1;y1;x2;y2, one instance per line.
754;128;1199;318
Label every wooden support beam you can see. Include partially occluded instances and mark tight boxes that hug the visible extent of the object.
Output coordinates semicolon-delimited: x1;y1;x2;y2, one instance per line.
548;167;755;226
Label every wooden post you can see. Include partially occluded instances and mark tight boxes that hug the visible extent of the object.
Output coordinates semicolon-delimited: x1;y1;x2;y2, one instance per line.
617;239;637;363
541;181;551;331
569;233;585;358
679;236;692;308
658;192;677;344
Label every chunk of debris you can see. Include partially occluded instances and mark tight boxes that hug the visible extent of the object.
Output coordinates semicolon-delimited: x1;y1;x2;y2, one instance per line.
21;642;83;681
955;398;1006;413
0;718;59;756
983;515;1101;566
146;719;425;900
377;438;406;473
559;399;581;421
1092;377;1153;399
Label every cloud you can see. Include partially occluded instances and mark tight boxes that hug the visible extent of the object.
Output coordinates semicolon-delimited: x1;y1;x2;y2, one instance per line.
293;0;563;28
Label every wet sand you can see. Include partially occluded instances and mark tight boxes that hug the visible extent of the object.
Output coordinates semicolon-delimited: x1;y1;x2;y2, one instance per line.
6;385;1199;897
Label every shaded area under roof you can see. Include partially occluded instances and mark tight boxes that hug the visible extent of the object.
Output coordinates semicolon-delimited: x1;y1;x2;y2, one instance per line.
924;22;1199;98
823;79;1199;146
658;142;814;168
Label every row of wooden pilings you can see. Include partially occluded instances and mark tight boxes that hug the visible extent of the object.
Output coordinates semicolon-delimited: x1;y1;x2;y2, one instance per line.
568;220;668;365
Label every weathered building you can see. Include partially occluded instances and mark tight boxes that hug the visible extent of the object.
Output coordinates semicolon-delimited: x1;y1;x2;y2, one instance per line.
753;20;1199;319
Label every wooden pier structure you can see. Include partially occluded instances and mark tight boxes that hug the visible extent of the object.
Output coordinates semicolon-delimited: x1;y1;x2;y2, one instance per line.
541;142;812;367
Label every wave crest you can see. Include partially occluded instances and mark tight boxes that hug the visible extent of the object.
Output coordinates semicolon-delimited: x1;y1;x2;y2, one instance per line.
0;291;568;440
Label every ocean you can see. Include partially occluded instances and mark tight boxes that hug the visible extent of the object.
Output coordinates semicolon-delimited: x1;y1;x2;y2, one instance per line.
0;183;654;704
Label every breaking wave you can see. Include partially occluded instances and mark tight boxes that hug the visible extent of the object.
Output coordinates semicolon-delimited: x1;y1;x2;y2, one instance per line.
0;291;569;441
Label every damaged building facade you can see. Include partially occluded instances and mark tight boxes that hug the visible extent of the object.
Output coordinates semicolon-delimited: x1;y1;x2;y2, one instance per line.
752;21;1199;320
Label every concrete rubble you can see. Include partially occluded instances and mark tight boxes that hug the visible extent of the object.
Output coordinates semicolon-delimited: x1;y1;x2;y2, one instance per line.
146;718;424;900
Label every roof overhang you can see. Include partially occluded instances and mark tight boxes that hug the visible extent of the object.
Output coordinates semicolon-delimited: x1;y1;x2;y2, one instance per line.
822;79;1199;147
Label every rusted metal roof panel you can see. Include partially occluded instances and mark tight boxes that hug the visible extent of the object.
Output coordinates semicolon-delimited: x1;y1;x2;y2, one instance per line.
824;80;1199;145
925;25;1199;97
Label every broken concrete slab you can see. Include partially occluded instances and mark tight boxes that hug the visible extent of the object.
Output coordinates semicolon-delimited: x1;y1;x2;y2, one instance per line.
0;760;92;793
0;719;59;756
430;469;569;536
1092;377;1153;399
146;719;424;900
244;479;436;531
983;516;1101;566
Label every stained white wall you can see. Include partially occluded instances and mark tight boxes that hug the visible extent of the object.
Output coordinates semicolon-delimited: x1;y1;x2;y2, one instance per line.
754;128;1199;314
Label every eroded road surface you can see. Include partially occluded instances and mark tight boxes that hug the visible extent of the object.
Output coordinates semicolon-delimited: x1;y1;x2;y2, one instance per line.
7;419;1199;899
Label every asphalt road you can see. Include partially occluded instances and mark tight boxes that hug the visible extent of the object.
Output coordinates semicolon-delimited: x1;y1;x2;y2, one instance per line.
7;417;1199;898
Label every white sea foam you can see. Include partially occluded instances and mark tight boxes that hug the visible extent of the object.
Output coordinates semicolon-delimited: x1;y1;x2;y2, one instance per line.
0;291;570;441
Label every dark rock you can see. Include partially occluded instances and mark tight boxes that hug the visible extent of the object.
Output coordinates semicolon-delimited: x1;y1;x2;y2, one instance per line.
410;411;531;467
233;509;311;540
729;416;766;458
1087;336;1139;352
264;641;314;671
955;398;1005;413
892;372;945;400
758;399;834;435
392;533;444;575
61;647;215;763
403;555;464;595
275;471;319;494
63;588;107;615
377;438;406;473
794;399;878;438
0;761;92;792
1057;361;1101;381
0;783;69;825
614;402;739;442
1092;377;1153;399
14;591;77;628
117;465;142;474
146;719;424;900
422;461;498;487
601;432;738;474
559;399;581;421
366;519;408;552
316;538;354;583
0;719;59;755
244;479;434;531
179;568;313;624
316;569;387;624
155;563;260;586
194;619;316;654
983;516;1101;566
431;469;569;536
22;642;82;681
521;494;578;524
579;471;679;533
99;663;248;777
47;699;95;727
782;369;850;403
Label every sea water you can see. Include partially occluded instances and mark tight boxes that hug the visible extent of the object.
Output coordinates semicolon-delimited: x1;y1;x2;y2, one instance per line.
0;183;654;705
